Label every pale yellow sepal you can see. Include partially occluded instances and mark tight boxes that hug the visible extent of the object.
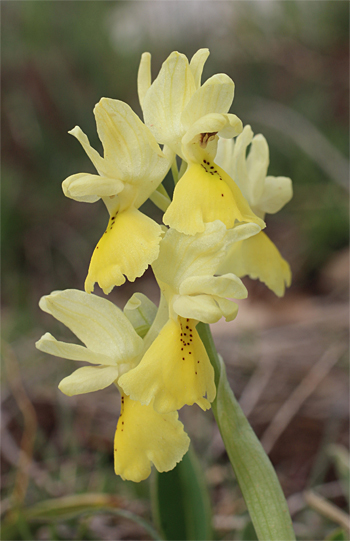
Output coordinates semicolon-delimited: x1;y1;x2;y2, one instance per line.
173;294;239;324
38;289;143;361
62;172;124;203
143;51;196;151
69;126;107;176
163;161;265;235
118;317;216;414
189;48;210;89
59;365;120;396
181;73;235;132
114;394;190;482
94;98;169;208
216;126;293;219
175;273;246;323
66;99;170;211
179;274;247;299
36;289;143;396
36;333;114;366
85;207;163;294
232;126;268;207
137;52;151;110
218;230;292;297
258;175;293;216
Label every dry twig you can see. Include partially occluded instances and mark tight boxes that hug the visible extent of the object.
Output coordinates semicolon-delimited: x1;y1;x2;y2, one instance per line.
260;344;345;454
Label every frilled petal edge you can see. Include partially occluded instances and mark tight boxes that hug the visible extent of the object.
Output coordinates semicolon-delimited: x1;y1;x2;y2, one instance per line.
218;230;292;297
85;207;163;294
114;394;190;482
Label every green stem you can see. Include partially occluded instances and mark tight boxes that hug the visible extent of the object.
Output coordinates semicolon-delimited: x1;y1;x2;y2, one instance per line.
171;159;179;185
197;322;296;541
178;159;187;180
149;184;171;212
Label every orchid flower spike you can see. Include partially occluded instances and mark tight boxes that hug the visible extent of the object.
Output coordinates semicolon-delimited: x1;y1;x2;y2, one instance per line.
62;99;171;294
119;220;260;414
216;126;293;296
36;289;189;482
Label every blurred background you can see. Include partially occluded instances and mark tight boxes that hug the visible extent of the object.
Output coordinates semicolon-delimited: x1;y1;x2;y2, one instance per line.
1;1;349;539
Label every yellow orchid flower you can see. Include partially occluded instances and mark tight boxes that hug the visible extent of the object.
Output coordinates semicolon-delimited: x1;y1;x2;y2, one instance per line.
118;221;260;414
138;50;264;236
35;289;189;482
62;98;171;294
138;49;240;158
216;126;293;296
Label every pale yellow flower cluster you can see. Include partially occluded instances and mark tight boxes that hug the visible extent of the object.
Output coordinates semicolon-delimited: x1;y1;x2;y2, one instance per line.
36;49;293;482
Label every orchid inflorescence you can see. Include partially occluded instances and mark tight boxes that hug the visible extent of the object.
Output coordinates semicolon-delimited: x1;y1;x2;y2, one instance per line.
36;49;293;483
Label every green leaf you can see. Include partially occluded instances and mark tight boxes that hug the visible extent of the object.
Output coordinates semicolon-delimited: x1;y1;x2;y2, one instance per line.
241;520;259;540
2;494;161;541
327;444;350;503
151;446;212;540
325;527;348;541
197;323;296;541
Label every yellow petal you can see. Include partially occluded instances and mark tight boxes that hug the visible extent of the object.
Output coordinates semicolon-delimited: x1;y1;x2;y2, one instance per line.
94;99;169;208
118;317;216;414
36;333;114;366
59;365;120;396
163;161;265;235
179;274;247;299
173;294;238;324
218;230;292;297
143;51;196;150
189;48;210;89
245;133;269;206
114;394;190;482
181;73;235;131
257;175;293;216
85;208;162;294
62;172;124;203
69;126;107;176
137;52;152;110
